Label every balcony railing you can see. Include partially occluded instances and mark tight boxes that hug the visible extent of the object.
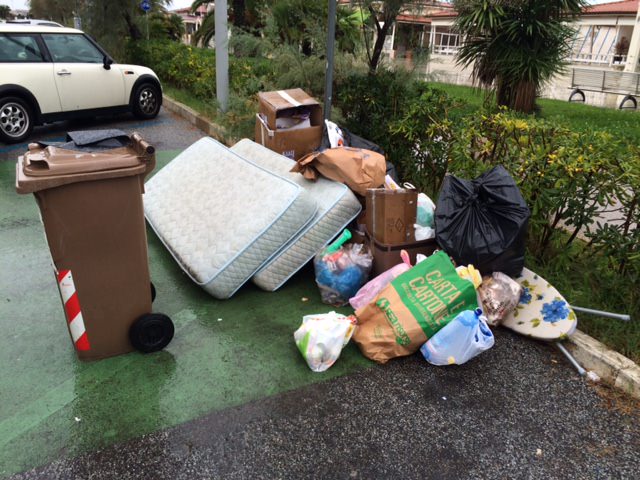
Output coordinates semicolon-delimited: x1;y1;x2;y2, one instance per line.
570;52;628;66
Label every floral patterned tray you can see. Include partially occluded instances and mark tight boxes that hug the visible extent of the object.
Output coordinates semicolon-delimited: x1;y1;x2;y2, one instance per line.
501;268;577;340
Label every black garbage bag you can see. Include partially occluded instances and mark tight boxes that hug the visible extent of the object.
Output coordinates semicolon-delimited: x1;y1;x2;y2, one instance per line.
320;123;384;154
435;165;530;276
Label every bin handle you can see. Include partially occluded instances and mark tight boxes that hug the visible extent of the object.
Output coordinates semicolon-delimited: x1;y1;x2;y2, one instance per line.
130;132;156;179
131;132;155;156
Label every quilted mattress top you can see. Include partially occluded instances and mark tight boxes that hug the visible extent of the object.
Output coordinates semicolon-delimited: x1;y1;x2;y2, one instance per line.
143;137;317;286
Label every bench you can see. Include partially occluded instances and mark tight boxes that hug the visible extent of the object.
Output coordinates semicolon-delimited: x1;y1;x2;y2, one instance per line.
569;68;640;110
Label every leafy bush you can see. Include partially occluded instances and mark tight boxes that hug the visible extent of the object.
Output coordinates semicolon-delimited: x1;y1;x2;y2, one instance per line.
336;70;458;197
125;39;266;99
447;110;622;258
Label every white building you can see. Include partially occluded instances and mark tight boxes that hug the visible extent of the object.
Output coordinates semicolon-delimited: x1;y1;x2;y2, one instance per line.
381;0;640;106
171;3;212;45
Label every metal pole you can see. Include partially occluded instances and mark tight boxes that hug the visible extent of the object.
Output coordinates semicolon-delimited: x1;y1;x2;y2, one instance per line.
571;306;631;322
555;342;586;376
555;342;600;382
215;0;229;112
324;0;337;121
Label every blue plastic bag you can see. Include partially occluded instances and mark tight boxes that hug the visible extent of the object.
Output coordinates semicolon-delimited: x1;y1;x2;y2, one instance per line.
420;308;494;366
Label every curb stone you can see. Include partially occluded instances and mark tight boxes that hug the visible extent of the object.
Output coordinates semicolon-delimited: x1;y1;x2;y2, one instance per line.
567;330;640;399
162;94;237;146
161;94;640;401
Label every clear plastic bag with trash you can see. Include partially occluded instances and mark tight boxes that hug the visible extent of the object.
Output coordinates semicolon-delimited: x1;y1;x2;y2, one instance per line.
314;229;373;306
478;272;523;326
294;311;357;372
420;308;494;366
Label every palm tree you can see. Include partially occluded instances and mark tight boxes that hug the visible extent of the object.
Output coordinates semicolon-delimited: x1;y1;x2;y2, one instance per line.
190;0;263;47
453;0;586;113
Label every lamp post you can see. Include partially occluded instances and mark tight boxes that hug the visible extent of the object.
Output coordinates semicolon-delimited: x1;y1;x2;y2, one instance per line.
215;0;229;112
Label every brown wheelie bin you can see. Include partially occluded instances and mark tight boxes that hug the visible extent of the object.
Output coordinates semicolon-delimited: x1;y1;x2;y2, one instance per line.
16;132;174;360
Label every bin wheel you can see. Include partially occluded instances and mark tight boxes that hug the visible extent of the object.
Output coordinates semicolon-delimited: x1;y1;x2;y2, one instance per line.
130;313;174;353
150;282;156;302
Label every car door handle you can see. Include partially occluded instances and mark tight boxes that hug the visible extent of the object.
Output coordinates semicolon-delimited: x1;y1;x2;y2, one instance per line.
56;70;71;76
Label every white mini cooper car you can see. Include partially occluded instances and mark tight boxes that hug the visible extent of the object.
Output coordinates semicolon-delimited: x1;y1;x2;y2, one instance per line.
0;24;162;143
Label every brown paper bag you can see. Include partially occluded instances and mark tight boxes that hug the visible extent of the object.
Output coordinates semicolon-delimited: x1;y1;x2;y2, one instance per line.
353;250;478;363
290;147;385;196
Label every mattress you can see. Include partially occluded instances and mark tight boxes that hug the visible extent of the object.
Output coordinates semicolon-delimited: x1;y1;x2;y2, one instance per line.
143;137;318;299
230;139;362;291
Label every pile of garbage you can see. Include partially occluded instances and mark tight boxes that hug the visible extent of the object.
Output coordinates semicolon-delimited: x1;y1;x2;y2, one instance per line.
19;88;591;374
297;160;531;369
252;90;576;372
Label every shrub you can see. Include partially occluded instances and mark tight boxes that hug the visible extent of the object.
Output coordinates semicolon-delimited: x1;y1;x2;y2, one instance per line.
447;110;624;261
335;70;459;197
125;39;267;99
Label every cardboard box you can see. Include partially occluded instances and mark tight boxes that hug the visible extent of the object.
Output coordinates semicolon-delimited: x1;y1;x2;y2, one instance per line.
255;89;323;160
365;188;417;244
364;227;437;276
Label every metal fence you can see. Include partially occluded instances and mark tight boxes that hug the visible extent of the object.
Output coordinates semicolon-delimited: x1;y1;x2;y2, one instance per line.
571;68;640;95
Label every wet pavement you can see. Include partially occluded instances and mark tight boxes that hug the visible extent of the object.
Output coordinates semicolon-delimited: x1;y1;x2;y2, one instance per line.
0;109;205;162
1;108;639;479
8;334;640;479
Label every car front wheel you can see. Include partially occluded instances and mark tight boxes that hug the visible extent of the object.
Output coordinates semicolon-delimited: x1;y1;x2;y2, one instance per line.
0;97;34;144
132;83;161;119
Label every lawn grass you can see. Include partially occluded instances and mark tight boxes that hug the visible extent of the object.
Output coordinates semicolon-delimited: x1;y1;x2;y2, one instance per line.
163;85;219;120
163;85;256;140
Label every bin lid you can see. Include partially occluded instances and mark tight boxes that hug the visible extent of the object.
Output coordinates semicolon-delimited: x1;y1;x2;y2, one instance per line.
16;133;155;194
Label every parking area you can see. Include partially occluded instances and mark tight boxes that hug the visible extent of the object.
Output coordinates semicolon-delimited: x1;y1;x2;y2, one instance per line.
0;108;205;162
1;108;639;479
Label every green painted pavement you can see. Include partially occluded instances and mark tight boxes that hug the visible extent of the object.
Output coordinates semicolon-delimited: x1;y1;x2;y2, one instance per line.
0;151;372;477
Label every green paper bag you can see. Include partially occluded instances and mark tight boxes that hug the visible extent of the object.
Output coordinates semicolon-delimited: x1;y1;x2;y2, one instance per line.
353;250;478;363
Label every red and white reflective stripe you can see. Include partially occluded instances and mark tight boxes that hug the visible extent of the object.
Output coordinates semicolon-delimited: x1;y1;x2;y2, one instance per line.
57;270;90;351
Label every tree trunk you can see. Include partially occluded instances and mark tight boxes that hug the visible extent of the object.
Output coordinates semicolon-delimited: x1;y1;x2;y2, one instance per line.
123;11;142;40
511;80;537;114
369;19;392;72
232;0;245;29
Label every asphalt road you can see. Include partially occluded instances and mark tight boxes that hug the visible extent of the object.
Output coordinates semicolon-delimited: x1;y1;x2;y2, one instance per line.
0;108;205;163
3;107;639;479
9;331;640;479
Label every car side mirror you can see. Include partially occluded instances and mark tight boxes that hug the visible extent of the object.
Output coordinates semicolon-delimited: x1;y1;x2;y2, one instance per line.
103;56;113;70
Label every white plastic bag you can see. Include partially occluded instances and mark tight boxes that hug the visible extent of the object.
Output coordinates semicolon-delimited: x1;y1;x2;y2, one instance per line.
325;119;345;148
294;312;356;372
420;308;494;366
414;192;436;240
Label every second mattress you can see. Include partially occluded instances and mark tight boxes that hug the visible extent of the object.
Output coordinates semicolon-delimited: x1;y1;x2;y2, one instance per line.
230;139;362;291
